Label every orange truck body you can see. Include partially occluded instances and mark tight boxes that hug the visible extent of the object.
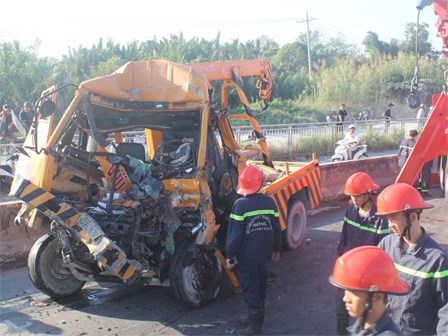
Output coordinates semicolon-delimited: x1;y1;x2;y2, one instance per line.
11;59;322;305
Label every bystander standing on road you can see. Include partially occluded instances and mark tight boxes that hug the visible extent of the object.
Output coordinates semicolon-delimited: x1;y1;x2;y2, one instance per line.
19;101;35;133
376;183;448;335
330;246;410;336
416;103;426;129
337;104;348;133
335;172;389;335
226;165;282;335
382;103;393;133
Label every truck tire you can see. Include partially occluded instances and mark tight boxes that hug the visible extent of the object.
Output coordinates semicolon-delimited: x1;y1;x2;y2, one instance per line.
169;241;222;308
283;200;307;250
28;234;85;299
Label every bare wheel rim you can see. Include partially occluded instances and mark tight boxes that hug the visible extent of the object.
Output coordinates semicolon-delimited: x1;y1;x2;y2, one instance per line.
290;212;303;243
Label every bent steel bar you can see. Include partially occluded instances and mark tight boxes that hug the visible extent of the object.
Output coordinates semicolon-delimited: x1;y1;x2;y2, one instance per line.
10;178;143;284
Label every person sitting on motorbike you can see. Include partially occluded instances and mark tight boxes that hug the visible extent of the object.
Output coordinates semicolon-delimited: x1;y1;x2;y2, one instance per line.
343;125;360;159
1;104;14;143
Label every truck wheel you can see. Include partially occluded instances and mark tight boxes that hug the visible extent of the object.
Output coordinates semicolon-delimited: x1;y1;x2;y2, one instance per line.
331;158;341;162
359;154;369;160
28;234;85;299
283;200;307;250
169;241;222;308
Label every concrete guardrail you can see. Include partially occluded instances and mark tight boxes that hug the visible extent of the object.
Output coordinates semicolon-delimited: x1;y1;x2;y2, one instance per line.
320;155;400;201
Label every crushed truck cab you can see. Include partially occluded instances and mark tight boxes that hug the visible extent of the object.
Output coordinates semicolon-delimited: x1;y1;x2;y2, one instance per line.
11;60;322;307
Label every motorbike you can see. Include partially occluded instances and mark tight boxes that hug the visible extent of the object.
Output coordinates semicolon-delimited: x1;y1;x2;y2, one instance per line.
331;139;368;162
358;110;371;121
326;110;338;123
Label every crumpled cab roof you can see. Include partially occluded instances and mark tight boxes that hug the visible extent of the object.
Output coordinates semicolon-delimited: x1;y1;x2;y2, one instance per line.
79;60;209;103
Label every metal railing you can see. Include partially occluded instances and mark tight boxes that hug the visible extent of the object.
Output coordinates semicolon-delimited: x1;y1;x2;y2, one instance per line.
233;118;420;160
0;118;422;170
232;118;419;141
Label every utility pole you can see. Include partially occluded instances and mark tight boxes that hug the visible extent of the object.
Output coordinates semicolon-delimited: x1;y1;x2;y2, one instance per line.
297;13;315;81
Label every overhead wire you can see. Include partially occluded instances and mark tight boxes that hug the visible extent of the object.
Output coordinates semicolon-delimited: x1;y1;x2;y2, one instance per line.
316;19;365;40
313;20;365;45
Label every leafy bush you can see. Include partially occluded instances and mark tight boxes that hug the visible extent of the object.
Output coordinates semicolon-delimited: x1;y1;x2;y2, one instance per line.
362;127;404;152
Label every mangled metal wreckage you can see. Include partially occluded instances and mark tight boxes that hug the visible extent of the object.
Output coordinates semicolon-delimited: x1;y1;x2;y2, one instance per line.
11;60;322;307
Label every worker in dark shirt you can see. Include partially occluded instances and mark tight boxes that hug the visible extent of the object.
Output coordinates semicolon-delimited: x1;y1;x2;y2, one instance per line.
335;172;389;335
376;183;448;335
226;165;282;335
19;101;35;133
329;246;410;336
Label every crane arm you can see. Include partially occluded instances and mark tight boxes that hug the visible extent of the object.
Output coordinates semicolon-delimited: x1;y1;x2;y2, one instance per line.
185;60;273;100
417;0;448;56
185;60;275;167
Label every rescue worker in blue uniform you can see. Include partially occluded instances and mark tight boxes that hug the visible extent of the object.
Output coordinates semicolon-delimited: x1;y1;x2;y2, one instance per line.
226;165;282;335
397;129;418;168
397;129;432;196
417;160;432;196
376;183;448;335
329;246;410;336
336;172;390;335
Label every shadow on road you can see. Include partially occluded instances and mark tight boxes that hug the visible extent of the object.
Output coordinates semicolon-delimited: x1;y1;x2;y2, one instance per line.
1;307;63;335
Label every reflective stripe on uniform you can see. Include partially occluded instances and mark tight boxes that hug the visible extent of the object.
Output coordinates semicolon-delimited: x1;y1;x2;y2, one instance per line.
399;145;414;151
230;209;279;221
344;216;390;234
394;263;448;279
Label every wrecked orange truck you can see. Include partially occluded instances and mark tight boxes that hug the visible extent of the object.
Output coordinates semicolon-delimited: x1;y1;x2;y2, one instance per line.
10;60;322;307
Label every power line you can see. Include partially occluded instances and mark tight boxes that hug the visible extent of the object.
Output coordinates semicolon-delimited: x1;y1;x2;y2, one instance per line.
297;13;316;80
315;19;366;41
313;22;364;45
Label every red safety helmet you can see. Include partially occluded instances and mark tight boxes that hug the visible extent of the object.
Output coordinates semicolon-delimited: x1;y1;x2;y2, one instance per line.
344;172;379;196
236;165;263;196
376;183;433;215
329;246;410;295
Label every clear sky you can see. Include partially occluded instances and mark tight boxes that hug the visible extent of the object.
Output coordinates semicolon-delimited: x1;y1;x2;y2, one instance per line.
0;0;442;58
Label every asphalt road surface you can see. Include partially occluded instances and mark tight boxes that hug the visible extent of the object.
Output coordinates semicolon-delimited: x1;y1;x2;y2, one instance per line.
1;189;446;336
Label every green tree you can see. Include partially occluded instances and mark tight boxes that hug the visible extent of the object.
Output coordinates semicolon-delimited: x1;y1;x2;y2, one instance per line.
0;40;56;109
399;22;433;56
362;32;399;57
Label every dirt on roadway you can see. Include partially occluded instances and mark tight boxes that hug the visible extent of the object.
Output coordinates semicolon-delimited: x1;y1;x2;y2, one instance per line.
0;189;446;336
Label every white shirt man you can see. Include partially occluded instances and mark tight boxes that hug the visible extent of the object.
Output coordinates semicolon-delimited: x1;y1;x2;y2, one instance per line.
344;125;360;146
343;125;360;160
